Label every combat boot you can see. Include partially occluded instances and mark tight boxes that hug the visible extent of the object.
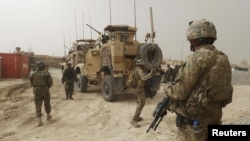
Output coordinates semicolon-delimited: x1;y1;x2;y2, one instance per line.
70;95;74;100
132;106;144;122
47;113;52;121
37;117;43;126
130;120;140;128
134;117;143;122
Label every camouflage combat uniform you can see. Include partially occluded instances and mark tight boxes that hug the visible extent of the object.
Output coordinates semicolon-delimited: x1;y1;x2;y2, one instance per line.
131;66;153;127
164;45;233;141
30;68;53;118
62;66;76;100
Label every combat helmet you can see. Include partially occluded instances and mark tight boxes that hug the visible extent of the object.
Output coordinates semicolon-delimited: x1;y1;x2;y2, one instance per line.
37;61;45;69
67;62;72;66
186;19;217;41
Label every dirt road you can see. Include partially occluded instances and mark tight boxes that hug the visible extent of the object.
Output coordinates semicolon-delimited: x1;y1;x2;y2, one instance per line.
0;68;250;141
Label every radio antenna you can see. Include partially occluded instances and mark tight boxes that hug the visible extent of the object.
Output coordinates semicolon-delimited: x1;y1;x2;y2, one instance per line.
109;0;112;25
134;0;137;41
75;11;78;40
144;7;155;43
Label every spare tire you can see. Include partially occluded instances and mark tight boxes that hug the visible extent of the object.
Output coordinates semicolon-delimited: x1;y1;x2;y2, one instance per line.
138;43;163;70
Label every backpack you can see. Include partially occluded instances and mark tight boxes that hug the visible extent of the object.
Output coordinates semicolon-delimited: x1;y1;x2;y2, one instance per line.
126;68;138;88
185;49;233;119
206;51;233;103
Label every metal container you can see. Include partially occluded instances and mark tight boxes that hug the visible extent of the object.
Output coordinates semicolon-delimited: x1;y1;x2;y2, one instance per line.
0;53;30;78
0;57;2;78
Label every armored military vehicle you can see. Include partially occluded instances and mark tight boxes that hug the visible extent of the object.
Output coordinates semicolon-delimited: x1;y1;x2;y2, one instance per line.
74;24;163;102
61;39;96;72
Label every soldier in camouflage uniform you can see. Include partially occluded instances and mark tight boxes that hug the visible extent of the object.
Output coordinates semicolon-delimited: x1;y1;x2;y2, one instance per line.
130;59;155;127
62;62;76;100
166;64;174;82
30;61;53;126
163;19;233;141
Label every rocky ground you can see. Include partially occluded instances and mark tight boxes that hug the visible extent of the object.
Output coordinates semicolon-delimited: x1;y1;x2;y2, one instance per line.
0;68;249;141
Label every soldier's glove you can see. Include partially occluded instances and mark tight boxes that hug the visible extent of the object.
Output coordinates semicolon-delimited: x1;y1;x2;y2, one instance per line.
151;68;156;73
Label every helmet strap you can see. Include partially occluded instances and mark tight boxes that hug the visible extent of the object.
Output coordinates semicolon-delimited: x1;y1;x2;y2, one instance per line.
190;37;215;52
189;39;200;52
190;45;195;52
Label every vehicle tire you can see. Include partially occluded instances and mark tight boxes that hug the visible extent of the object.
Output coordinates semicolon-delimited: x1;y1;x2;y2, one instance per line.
101;75;116;102
76;74;87;92
138;43;163;70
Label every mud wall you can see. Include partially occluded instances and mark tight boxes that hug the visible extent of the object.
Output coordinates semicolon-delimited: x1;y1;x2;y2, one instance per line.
31;55;63;68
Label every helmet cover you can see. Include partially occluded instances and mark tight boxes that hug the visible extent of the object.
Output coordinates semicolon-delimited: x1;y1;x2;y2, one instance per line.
186;19;217;40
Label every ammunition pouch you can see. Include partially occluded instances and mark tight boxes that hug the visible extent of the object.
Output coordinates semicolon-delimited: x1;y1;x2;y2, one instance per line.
176;113;184;127
176;113;197;128
144;80;156;99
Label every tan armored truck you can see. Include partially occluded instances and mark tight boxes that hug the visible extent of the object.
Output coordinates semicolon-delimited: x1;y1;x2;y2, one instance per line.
74;24;163;102
61;39;96;72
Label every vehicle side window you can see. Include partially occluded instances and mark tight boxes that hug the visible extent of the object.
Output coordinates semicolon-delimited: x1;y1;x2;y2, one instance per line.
111;34;115;41
121;34;128;42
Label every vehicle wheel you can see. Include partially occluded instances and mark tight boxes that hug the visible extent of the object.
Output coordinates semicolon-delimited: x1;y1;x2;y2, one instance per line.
138;43;163;70
101;75;116;102
76;74;87;92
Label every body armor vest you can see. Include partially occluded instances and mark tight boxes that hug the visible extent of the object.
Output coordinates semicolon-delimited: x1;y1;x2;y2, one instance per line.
33;71;46;86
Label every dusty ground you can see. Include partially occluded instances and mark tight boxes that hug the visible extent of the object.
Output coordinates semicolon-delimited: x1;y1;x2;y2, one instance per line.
0;68;250;141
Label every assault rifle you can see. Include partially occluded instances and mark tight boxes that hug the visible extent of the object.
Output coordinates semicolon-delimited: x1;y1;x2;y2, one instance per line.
86;24;109;44
146;96;169;133
86;24;101;35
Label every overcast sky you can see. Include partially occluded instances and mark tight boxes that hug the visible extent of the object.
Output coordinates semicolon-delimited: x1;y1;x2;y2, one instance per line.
0;0;249;64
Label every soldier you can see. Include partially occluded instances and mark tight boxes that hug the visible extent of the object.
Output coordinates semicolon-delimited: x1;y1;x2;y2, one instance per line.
165;64;174;82
62;62;76;100
30;61;53;126
130;59;155;127
163;19;233;141
172;64;180;81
